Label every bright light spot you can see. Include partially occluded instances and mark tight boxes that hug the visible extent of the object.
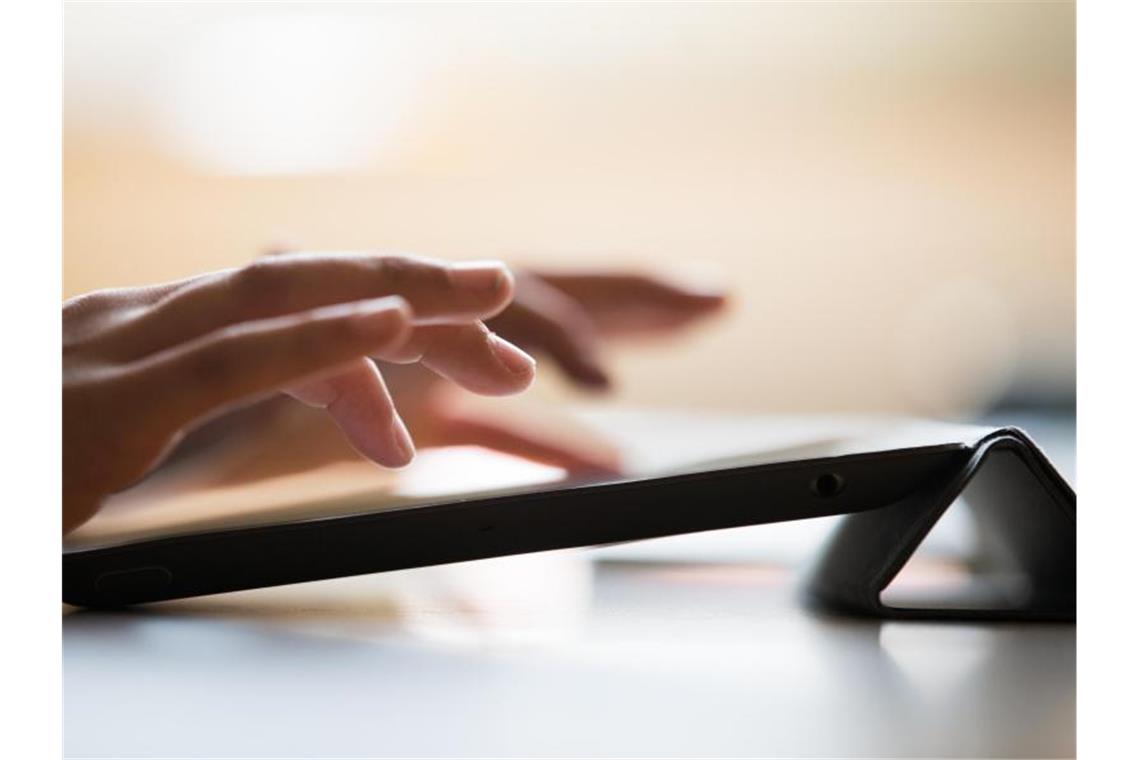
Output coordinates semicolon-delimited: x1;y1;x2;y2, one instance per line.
154;12;427;174
394;446;566;498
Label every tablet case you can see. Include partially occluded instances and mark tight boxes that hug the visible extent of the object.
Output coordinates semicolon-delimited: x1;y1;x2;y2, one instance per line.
803;428;1075;621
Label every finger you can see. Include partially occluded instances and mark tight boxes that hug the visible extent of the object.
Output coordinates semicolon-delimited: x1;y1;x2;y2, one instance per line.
285;359;414;468
99;254;514;360
534;271;727;335
381;323;536;397
489;280;611;388
123;296;413;429
433;409;623;477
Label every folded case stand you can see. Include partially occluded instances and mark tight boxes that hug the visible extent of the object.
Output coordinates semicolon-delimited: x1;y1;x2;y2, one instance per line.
804;428;1075;622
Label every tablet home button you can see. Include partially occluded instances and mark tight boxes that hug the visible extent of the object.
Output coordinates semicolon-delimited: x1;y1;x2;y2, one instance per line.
95;566;173;595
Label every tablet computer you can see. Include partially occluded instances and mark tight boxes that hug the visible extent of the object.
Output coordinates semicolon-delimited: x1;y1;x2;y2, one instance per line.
64;418;1018;608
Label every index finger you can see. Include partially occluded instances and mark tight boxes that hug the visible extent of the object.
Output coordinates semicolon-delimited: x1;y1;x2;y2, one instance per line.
97;254;515;360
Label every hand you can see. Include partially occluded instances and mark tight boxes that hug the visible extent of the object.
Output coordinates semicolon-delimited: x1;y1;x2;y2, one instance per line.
62;253;535;534
169;266;728;486
492;269;727;388
397;268;727;463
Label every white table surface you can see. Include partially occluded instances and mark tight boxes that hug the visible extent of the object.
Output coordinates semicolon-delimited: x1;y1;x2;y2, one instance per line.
64;409;1075;758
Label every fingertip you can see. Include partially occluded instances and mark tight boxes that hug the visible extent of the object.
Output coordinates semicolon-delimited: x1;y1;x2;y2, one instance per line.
383;294;415;321
448;260;515;317
488;333;537;394
688;290;729;311
656;285;727;319
651;267;729;307
570;363;613;391
352;417;416;469
348;296;414;345
487;264;517;316
496;263;517;302
386;414;417;468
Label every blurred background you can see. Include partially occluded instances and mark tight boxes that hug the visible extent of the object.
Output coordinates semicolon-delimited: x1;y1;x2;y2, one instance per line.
64;1;1074;418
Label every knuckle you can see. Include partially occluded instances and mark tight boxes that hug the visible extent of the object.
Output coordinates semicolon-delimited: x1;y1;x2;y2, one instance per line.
374;255;414;289
230;260;294;311
62;289;145;347
376;254;447;295
63;288;125;315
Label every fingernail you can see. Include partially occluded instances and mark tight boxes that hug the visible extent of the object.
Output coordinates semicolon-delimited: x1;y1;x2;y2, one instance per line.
658;264;729;300
348;297;410;337
488;333;536;377
389;415;415;466
449;261;510;293
691;290;729;307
